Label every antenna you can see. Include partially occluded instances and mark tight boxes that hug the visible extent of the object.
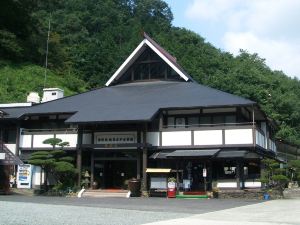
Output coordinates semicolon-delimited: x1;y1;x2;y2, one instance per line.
43;14;51;89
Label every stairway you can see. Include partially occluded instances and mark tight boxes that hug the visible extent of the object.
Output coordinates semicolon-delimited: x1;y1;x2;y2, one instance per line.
0;141;23;165
82;189;129;198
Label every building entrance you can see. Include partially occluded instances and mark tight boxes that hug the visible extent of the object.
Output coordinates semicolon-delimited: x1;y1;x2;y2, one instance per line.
94;160;136;189
183;161;208;191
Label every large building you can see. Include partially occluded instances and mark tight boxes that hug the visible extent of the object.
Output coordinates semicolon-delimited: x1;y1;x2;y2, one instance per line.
0;34;278;193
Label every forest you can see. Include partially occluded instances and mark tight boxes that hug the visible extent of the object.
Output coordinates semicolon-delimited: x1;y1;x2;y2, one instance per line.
1;0;300;145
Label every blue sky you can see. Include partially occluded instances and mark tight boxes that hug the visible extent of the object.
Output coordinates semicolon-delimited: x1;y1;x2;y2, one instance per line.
164;0;300;78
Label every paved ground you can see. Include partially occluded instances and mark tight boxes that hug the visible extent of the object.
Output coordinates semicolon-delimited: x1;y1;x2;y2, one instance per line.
0;195;260;214
1;196;298;225
144;199;300;225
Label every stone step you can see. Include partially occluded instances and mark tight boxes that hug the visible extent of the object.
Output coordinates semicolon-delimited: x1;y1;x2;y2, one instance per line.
283;188;300;199
83;190;129;198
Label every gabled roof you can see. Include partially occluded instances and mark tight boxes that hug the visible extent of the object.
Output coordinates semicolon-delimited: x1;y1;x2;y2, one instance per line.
105;33;193;86
13;81;255;124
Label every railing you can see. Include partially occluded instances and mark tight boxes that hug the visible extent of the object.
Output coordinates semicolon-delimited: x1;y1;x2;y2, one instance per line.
269;139;277;152
20;128;78;149
147;124;274;151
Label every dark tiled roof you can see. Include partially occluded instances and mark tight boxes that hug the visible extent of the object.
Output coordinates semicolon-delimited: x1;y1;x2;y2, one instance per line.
0;107;30;119
8;81;254;123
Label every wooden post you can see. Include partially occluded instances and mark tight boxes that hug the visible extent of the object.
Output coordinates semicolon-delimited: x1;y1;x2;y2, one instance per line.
252;105;256;148
236;161;241;189
15;123;20;156
142;123;148;196
203;162;207;192
90;150;94;189
240;161;245;189
77;127;83;187
137;129;141;180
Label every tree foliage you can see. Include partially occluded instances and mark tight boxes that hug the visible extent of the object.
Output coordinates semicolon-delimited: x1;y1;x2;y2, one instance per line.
1;0;300;145
28;138;76;191
260;159;288;191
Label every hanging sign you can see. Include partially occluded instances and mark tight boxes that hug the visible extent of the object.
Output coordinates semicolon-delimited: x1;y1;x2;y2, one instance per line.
203;168;207;177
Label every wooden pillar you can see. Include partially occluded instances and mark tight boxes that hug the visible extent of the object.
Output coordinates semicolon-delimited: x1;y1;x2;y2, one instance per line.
142;123;148;196
77;127;83;187
208;161;213;191
240;161;245;189
158;112;163;147
15;123;20;156
252;105;256;148
137;129;141;179
236;161;241;189
203;162;207;192
90;150;94;188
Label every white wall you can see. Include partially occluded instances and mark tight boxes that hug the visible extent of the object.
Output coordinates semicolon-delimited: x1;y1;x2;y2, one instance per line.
194;130;222;145
225;129;253;145
162;131;191;146
56;134;77;147
33;134;54;148
20;134;32;148
20;133;78;148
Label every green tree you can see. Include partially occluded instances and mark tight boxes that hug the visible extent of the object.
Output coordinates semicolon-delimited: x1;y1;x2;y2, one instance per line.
260;159;288;192
28;138;77;192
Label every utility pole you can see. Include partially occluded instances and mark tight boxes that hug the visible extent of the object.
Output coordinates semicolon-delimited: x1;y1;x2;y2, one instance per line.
43;14;51;89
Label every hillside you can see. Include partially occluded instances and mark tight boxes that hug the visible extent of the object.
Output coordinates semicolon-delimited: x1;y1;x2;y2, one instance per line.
0;61;86;102
0;0;300;144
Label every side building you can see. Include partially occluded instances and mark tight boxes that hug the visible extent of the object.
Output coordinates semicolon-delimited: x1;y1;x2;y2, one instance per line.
0;34;278;192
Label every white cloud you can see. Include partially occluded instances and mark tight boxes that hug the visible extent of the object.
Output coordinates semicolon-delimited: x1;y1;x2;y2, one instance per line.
185;0;241;21
223;32;300;77
184;0;300;78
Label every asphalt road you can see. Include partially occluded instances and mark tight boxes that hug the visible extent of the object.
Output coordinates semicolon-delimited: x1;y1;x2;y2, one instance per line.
0;195;262;225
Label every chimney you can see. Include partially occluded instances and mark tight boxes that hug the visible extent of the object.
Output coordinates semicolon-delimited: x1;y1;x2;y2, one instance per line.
41;88;64;103
27;92;40;104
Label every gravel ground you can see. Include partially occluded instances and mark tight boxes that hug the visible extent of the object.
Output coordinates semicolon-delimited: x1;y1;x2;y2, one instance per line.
0;200;189;225
0;196;262;225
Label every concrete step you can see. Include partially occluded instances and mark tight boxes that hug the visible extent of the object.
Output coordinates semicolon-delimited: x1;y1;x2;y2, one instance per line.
83;189;129;198
284;188;300;199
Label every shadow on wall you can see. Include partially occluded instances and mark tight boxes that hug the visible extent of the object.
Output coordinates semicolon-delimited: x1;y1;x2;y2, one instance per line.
0;165;10;194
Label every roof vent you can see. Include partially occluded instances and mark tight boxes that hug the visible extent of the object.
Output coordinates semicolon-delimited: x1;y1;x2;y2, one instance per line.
27;92;40;104
42;88;64;103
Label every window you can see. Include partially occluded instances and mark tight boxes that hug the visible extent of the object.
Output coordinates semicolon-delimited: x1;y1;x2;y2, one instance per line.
187;117;199;127
200;116;211;125
212;116;224;124
167;117;175;128
225;115;236;124
175;117;186;127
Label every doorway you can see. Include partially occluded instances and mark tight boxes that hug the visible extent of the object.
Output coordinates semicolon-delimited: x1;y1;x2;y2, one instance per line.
95;160;136;189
